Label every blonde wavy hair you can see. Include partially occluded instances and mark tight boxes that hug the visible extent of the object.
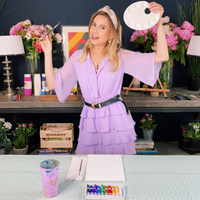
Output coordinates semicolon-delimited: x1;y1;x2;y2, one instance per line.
78;10;122;72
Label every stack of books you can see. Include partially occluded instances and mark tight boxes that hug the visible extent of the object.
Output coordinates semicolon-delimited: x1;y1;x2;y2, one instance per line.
135;139;157;154
38;148;72;155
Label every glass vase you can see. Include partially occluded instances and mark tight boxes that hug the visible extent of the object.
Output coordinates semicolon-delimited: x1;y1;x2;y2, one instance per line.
25;52;40;91
159;57;174;89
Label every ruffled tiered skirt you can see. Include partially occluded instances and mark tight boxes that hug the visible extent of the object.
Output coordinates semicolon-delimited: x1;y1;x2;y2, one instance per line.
76;101;136;155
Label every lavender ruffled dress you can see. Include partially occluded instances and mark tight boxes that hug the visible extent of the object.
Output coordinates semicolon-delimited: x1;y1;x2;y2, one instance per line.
55;49;161;155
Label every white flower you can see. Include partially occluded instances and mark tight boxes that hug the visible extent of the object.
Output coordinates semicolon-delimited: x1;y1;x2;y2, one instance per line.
0;118;5;122
189;123;191;125
162;16;170;24
163;25;171;35
193;125;197;129
4;122;12;129
34;30;40;37
45;24;54;36
197;129;199;131
25;31;32;40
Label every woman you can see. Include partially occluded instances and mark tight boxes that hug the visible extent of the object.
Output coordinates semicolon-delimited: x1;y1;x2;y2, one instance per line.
40;2;168;155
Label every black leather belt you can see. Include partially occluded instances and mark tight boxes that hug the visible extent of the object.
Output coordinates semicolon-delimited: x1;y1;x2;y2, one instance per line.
84;95;130;114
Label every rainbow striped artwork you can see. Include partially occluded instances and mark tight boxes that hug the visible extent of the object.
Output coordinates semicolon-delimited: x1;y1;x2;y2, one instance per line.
68;32;89;57
62;26;89;60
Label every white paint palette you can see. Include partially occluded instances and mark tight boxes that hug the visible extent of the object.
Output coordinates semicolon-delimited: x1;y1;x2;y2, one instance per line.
123;1;160;30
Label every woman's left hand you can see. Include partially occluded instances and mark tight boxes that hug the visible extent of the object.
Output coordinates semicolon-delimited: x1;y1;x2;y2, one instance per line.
149;2;164;19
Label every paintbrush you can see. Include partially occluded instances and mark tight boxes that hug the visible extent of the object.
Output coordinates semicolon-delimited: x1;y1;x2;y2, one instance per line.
40;22;61;41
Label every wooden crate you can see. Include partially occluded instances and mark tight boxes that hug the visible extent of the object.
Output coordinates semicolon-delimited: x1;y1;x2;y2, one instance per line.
40;123;74;148
40;91;78;101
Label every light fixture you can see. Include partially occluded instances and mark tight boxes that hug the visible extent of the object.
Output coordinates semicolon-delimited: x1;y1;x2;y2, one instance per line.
187;35;200;56
0;35;25;96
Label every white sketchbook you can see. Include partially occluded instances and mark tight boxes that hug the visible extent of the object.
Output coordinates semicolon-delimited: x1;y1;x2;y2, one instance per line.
85;155;125;182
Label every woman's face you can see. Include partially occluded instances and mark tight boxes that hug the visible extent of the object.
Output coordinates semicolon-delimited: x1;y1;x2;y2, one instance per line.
89;14;112;47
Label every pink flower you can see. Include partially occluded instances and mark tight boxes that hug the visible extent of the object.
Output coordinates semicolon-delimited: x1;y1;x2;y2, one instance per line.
142;119;145;122
185;44;189;50
29;123;33;128
15;127;18;130
148;118;152;121
182;129;187;133
150;115;153;118
9;24;24;35
18;125;21;127
170;23;177;29
179;29;194;41
162;16;170;24
22;124;26;128
170;45;177;51
55;33;63;43
17;19;31;27
181;21;195;32
145;114;149;117
166;35;178;49
34;41;43;53
173;27;182;35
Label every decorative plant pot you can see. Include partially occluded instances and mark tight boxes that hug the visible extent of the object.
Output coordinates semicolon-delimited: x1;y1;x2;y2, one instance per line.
186;77;200;91
143;129;154;141
179;138;190;148
13;145;28;155
0;145;6;154
191;139;200;149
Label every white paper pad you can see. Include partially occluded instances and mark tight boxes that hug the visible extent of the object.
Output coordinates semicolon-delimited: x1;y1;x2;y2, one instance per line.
85;155;125;182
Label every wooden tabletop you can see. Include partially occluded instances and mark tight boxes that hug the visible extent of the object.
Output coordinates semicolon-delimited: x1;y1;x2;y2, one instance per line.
0;87;200;113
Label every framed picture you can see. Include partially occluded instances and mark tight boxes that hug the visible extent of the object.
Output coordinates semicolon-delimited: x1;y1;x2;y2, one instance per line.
62;26;89;61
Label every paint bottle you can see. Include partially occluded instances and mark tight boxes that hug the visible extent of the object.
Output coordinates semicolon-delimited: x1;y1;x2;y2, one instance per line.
24;74;32;96
41;74;48;90
34;74;41;96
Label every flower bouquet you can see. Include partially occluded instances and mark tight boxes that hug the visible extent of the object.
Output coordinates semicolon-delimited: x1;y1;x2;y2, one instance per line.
130;16;195;88
9;19;62;87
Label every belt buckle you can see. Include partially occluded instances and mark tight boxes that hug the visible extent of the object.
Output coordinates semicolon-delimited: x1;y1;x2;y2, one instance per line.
91;103;101;109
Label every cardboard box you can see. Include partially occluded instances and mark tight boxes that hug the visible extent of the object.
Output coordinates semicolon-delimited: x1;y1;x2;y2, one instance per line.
40;123;74;148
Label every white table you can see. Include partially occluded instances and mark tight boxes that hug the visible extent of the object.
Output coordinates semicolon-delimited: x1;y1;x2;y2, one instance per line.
0;155;200;200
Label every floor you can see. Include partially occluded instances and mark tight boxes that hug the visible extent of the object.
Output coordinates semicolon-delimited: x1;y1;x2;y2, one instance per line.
5;141;200;155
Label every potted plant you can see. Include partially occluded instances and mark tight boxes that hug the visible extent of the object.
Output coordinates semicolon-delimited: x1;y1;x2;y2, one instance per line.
12;122;37;154
0;118;12;154
177;0;200;90
181;120;200;149
139;114;157;141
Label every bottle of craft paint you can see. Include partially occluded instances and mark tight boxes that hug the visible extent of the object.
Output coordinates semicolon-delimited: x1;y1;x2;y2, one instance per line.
24;74;32;96
41;74;48;90
34;74;41;96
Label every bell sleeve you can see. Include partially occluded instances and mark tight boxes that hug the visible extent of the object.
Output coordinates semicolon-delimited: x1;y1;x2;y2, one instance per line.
121;49;162;87
54;52;78;103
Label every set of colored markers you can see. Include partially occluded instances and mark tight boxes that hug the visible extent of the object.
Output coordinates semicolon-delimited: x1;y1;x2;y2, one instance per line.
84;184;125;199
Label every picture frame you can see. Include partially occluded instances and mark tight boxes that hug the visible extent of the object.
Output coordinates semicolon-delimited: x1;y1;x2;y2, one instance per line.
61;26;89;61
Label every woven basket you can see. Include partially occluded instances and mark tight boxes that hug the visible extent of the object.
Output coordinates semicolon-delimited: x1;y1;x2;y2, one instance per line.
13;145;28;155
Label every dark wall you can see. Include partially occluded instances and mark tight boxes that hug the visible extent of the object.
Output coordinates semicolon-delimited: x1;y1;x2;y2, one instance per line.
0;0;190;89
0;0;194;143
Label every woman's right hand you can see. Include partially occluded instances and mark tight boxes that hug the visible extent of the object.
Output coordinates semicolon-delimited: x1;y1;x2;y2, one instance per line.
40;33;52;55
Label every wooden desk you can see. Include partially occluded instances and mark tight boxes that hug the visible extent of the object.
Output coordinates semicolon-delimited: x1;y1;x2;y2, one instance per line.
0;87;200;113
1;155;200;200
